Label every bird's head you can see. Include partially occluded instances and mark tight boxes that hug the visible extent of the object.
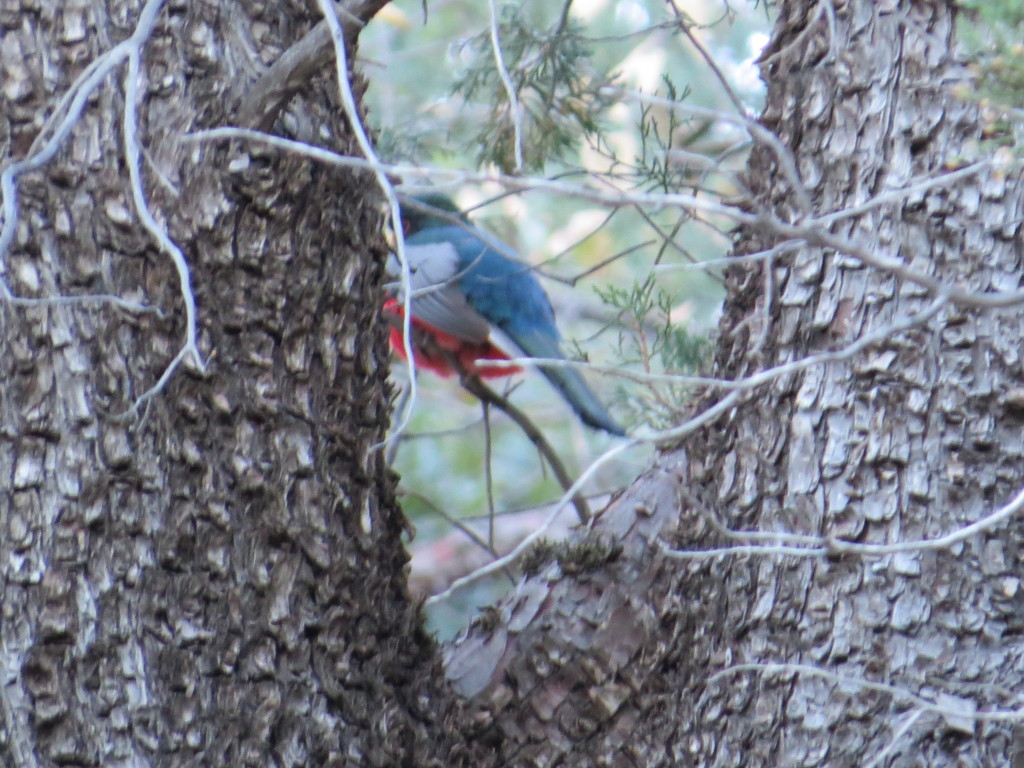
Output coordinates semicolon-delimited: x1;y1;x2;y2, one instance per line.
397;193;467;236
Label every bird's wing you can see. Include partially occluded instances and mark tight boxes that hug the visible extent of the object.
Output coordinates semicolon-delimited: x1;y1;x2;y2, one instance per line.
390;242;493;344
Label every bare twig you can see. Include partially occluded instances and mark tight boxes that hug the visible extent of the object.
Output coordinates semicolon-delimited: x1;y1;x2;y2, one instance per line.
187;127;756;222
482;402;497;547
400;490;502;562
120;17;207;418
236;0;390;130
709;663;1024;723
315;0;421;444
669;0;748;116
862;709;925;768
816;161;991;224
487;0;524;171
661;472;1024;563
458;373;591;524
654;240;803;273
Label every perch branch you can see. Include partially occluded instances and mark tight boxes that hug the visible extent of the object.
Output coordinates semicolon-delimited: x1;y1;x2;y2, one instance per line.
236;0;392;130
457;371;592;524
382;309;591;523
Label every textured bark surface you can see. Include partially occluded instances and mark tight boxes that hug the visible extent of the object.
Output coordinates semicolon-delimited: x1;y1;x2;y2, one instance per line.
445;1;1024;765
5;0;1023;766
0;1;487;766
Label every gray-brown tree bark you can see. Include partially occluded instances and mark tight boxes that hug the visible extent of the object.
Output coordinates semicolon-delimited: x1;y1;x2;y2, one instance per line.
446;1;1024;765
0;1;486;765
3;0;1022;767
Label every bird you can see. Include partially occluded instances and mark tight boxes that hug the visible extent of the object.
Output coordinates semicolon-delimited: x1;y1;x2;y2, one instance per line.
383;194;625;437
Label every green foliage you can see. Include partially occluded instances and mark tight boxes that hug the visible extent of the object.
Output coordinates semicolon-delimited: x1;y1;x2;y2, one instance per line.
557;535;623;574
596;278;712;430
453;4;613;173
520;536;622;576
959;0;1024;35
520;538;559;576
361;0;768;635
374;124;436;165
635;77;701;193
959;0;1024;140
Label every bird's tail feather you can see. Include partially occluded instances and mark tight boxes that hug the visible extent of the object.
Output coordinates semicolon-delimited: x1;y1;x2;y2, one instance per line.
511;329;626;436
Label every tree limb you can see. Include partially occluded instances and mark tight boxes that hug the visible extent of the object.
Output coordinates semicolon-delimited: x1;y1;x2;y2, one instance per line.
236;0;392;131
384;311;592;523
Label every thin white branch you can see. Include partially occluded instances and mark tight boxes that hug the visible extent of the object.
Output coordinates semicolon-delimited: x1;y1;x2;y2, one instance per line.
662;478;1024;563
816;161;992;225
185;127;757;223
114;344;193;422
662;541;827;559
27;53;110;158
121;17;207;417
829;482;1024;556
654;241;803;273
710;663;1024;723
186;128;1024;312
314;0;420;444
862;709;925;768
487;0;524;172
705;514;825;547
779;219;1024;310
651;296;946;443
1;0;166;305
425;437;636;606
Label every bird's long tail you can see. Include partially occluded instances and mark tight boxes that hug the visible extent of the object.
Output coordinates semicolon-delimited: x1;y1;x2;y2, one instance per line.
511;328;626;436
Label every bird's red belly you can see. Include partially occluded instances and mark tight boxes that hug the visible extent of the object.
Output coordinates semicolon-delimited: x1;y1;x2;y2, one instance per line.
382;298;522;379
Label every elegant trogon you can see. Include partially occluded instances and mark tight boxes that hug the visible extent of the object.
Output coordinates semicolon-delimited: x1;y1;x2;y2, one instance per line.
384;194;625;437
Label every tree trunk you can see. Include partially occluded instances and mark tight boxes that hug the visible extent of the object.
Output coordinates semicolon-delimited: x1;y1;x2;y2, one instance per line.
4;0;1021;766
445;1;1024;765
0;2;486;765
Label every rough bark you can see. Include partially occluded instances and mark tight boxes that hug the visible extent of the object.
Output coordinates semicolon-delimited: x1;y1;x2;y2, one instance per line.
5;0;1023;766
0;1;486;766
445;1;1024;766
